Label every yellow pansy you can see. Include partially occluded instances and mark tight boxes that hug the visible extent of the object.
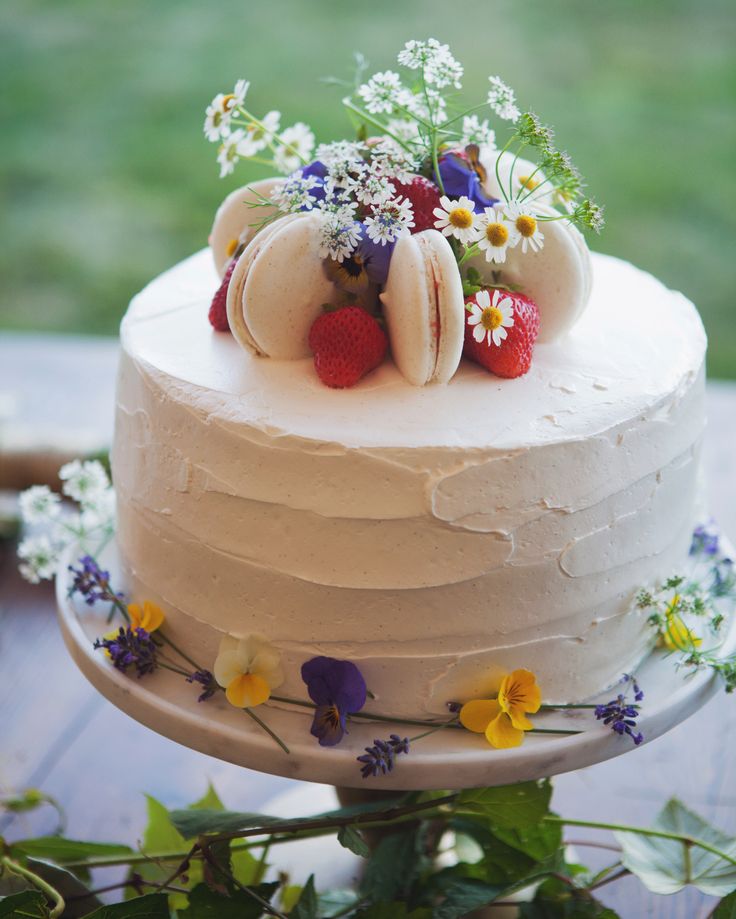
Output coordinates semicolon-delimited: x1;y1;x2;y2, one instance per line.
128;600;165;632
213;633;284;709
662;594;701;651
459;669;542;749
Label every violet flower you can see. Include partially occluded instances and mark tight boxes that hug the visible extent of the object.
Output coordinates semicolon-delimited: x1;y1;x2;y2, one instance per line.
594;674;644;745
69;555;124;606
301;656;367;746
295;160;328;204
357;735;410;778
186;669;218;702
690;522;720;558
435;153;498;212
94;627;158;677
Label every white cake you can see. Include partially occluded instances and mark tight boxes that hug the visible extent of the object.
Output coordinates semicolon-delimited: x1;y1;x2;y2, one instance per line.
112;247;706;718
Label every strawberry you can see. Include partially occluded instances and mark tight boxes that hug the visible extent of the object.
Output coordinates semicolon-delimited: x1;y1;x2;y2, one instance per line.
463;290;540;379
309;305;388;388
208;258;237;332
392;176;443;233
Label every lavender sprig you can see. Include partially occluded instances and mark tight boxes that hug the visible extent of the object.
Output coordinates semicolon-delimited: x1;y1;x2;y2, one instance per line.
94;627;158;677
357;734;410;778
594;674;644;746
69;555;125;608
186;669;218;702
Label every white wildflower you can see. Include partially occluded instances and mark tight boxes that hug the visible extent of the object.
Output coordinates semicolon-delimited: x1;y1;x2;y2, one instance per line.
363;196;415;246
274;122;315;173
19;485;61;525
460;115;497;150
272;174;320;212
487;76;520;123
18;535;59;584
358;70;406;114
59;459;110;505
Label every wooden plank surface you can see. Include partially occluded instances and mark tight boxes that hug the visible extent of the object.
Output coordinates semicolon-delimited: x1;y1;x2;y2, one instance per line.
1;379;735;918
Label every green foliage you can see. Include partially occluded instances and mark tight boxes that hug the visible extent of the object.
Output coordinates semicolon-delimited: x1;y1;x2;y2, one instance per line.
0;889;49;918
169;809;279;837
10;838;133;866
615;797;736;896
353;905;431;919
291;875;318;919
360;829;426;903
178;882;278;918
714;890;736;917
457;779;553;829
337;825;371;858
82;894;169;918
431;877;503;918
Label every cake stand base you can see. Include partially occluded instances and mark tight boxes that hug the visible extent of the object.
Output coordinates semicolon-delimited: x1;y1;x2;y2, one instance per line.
55;538;736;790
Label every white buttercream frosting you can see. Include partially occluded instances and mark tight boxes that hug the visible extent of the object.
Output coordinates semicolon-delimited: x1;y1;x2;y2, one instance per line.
112;248;706;716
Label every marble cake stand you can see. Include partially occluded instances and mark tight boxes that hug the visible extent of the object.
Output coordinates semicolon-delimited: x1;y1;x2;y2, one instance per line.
55;539;736;791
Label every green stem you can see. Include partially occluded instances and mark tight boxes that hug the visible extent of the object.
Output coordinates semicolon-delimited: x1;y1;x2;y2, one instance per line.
409;717;459;743
540;703;599;711
341;98;415;153
269;694;465;731
530;727;582;736
457;243;481;266
544;816;736;867
244;707;290;755
495;136;517;204
2;855;65;918
158;634;204;673
234;106;306;167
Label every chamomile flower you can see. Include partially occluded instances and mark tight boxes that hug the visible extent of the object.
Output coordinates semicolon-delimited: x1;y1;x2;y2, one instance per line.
203;93;233;142
433;195;477;245
467;288;515;347
216;129;246;178
237;110;281;157
459;115;496;150
274;122;315;173
475;206;514;263
363;196;415;246
226;78;249;110
505;201;545;253
487;75;520;123
19;485;61;525
358;70;406;114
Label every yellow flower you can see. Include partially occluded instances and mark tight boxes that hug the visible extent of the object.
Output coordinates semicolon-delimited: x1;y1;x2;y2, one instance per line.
213;634;284;709
459;669;542;749
662;594;701;651
128;600;165;632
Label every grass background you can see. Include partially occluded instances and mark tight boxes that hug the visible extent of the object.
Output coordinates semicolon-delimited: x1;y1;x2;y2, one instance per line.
1;0;734;377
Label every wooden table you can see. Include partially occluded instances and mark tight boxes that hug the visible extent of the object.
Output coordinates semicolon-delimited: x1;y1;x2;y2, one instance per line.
1;335;735;916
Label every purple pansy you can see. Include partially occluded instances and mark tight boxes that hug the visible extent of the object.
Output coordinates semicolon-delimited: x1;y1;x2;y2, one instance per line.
435;153;498;212
295;160;329;205
301;656;367;746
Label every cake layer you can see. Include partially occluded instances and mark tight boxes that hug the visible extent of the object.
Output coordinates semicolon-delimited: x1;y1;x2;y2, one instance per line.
112;249;706;716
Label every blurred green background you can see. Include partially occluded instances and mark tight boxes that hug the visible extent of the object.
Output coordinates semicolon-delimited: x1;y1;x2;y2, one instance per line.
1;0;734;376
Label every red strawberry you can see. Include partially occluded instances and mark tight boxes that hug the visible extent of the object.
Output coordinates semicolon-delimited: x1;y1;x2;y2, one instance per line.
463;290;540;379
208;258;237;332
392;175;443;233
308;305;388;388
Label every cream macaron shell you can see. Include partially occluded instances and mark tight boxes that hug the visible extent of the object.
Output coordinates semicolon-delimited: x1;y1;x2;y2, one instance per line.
230;212;340;360
467;203;592;342
380;230;465;386
210;178;284;278
477;148;555;208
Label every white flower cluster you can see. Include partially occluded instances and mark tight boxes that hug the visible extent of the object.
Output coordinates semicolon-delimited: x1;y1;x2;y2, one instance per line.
17;460;116;584
203;79;315;178
433;196;545;264
487;75;521;123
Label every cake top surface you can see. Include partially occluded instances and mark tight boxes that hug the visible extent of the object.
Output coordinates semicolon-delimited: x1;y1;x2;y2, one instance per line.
122;248;705;451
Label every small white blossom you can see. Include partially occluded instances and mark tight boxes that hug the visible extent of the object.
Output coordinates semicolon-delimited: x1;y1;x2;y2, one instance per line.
217;129;246;177
460;115;497;150
229;78;249;109
403;88;447;123
467;288;515;347
272;174;320;212
358;70;406;114
369;138;418;184
397;39;463;88
487;76;520;123
316;207;362;262
316;140;366;167
432;194;478;245
363;196;415;246
203;93;232;142
353;173;396;206
505;201;545;253
274;122;315;173
237;110;281;157
59;459;110;505
475;206;514;263
19;485;61;525
18;535;59;584
387;118;422;145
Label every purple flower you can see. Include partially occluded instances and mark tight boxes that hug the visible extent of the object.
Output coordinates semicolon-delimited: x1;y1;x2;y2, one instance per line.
435;153;498;212
690;522;720;558
69;555;124;606
186;669;218;702
301;656;367;746
357;734;410;779
295;160;328;205
595;674;644;745
94;627;158;677
326;223;394;291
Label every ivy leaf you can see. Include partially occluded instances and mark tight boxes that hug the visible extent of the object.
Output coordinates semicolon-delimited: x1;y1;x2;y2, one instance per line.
0;890;49;918
433;877;503;918
169;808;280;837
82;893;170;918
614;798;736;896
491;819;563;861
457;780;553;830
129;795;191;907
714;891;736;917
317;889;362;916
178;882;278;918
354;905;432;919
337;825;370;858
10;837;133;867
291;874;318;919
189;782;225;811
25;858;101;918
360;829;423;903
518;876;620;917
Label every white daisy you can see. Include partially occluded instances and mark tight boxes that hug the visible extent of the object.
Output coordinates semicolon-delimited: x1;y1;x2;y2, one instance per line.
466;288;515;347
237;109;281;157
459;115;496;151
475;206;514;263
358;70;406;114
228;78;249;109
363;196;415;246
487;75;521;123
217;129;246;177
432;195;478;245
274;122;315;173
19;485;61;525
505;201;545;253
203;93;232;142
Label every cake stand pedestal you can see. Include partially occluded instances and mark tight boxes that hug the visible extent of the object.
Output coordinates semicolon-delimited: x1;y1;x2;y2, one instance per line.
55;538;736;791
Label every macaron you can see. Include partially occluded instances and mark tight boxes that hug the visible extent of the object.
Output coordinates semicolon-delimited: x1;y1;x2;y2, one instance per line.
210;178;284;278
379;230;465;385
227;212;340;360
477;148;555;209
465;203;592;342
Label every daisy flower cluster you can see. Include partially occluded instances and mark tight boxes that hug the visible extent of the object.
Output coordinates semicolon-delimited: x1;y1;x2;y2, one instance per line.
17;460;115;583
203;79;315;178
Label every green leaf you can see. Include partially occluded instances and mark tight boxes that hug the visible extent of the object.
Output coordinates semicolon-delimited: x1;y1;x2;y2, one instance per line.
169;808;280;837
0;890;49;918
714;891;736;917
82;893;169;918
291;874;318;919
25;858;101;918
10;837;133;865
129;795;191;907
189;782;225;811
434;877;503;918
317;889;361;917
354;905;431;919
360;829;422;903
178;882;278;918
491;819;562;862
337;825;370;858
614;798;736;896
457;780;553;830
230;845;260;888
